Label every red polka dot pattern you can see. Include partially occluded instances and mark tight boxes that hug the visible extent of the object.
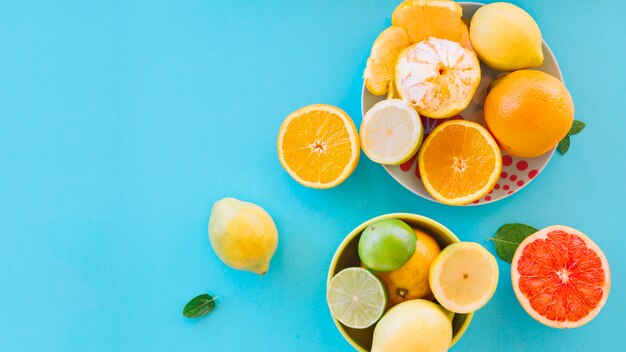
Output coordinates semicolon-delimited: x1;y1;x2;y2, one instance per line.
393;113;553;205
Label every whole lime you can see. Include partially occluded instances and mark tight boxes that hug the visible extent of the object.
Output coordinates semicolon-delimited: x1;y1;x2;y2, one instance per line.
358;219;416;272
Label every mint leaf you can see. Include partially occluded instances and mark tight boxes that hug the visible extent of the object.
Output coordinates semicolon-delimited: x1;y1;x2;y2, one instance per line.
568;120;586;135
489;223;538;263
183;294;217;318
557;135;570;155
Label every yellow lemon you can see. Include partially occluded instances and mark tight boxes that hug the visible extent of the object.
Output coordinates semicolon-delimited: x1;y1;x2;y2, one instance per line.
470;2;544;71
208;198;278;275
372;299;452;352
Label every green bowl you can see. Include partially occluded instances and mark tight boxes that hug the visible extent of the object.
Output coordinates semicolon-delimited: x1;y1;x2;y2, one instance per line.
327;213;473;351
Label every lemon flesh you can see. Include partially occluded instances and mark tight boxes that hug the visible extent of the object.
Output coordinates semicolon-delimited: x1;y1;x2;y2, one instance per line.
429;242;499;313
327;268;387;329
360;99;423;165
470;2;544;71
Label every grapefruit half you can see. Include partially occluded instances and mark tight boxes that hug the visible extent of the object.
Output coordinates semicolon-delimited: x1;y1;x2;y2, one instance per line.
511;225;610;328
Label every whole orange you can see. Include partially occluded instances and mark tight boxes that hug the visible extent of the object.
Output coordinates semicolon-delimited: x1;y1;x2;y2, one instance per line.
484;70;574;158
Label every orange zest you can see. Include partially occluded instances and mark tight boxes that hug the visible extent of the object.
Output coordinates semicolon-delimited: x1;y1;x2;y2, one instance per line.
418;120;502;205
391;0;472;50
277;104;359;189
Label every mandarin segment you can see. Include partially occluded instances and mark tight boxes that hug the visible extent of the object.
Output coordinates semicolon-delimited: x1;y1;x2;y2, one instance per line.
364;26;412;96
277;105;359;189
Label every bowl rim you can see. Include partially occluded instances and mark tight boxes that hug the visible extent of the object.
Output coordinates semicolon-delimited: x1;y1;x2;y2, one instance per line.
362;1;563;207
326;213;474;351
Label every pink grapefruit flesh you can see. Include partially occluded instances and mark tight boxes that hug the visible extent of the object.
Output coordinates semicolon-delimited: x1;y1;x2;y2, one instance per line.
511;225;610;328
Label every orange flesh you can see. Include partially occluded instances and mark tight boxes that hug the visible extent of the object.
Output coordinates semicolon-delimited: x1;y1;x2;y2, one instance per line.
517;230;606;322
281;110;354;184
420;124;497;199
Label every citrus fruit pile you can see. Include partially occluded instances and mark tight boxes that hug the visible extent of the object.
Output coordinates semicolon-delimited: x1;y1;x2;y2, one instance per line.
358;1;577;205
327;218;498;352
276;2;577;204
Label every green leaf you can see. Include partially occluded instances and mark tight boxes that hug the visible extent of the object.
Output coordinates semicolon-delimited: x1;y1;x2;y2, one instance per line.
183;294;217;318
488;223;538;263
557;135;570;155
568;120;586;135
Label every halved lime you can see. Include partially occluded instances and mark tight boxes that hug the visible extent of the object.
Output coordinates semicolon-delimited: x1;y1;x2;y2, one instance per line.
327;267;387;329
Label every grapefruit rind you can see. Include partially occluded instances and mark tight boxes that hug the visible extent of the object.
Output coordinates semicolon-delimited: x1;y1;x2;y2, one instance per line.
511;225;611;328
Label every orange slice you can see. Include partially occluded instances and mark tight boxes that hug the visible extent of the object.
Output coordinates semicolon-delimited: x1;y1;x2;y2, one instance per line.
392;0;471;50
395;38;481;119
418;120;502;205
364;26;411;96
277;104;359;189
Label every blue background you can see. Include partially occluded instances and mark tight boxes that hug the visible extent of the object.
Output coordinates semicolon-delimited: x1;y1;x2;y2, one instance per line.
1;0;624;351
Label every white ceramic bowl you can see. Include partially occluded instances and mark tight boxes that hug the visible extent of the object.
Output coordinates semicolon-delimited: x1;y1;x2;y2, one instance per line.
361;2;563;206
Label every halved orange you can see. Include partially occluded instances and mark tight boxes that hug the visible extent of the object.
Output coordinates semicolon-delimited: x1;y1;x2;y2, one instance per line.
418;120;501;205
277;104;359;189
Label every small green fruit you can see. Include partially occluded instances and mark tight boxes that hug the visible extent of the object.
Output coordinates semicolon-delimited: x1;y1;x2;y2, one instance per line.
358;219;416;272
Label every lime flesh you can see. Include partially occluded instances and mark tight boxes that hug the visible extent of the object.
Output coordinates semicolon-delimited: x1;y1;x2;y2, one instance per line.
358;219;416;272
327;268;387;329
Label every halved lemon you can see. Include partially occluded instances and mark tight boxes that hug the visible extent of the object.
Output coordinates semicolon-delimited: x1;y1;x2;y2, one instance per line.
364;26;411;96
395;37;481;119
327;267;387;329
429;242;499;313
418;120;501;205
277;104;359;189
360;99;423;165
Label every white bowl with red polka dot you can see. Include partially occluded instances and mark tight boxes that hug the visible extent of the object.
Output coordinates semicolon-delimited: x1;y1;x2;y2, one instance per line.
361;2;562;206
